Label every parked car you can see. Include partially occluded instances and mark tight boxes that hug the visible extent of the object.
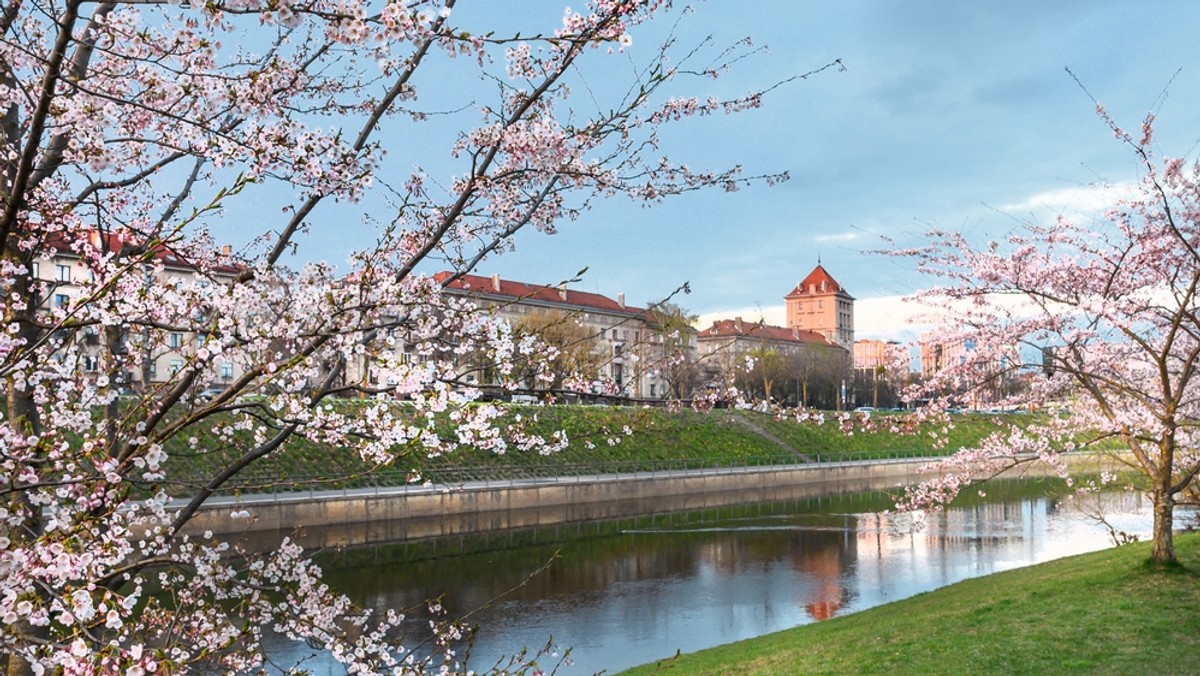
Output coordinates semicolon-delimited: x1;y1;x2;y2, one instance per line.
196;387;226;402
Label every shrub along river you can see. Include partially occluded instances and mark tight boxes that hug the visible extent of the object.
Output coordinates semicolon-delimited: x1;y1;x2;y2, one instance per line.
259;478;1161;674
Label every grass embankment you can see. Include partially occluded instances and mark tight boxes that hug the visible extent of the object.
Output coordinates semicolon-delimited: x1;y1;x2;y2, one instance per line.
162;405;1022;493
619;533;1200;675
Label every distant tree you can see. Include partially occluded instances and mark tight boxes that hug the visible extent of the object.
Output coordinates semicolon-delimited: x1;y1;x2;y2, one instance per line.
853;343;912;409
511;309;604;394
782;344;849;409
649;301;703;399
895;106;1200;564
740;345;789;402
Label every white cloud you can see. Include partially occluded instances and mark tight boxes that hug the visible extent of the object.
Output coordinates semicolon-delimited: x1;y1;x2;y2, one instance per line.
855;296;937;342
998;182;1133;218
813;231;862;243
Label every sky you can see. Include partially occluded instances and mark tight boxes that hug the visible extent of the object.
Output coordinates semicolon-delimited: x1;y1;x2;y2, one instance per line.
219;1;1200;343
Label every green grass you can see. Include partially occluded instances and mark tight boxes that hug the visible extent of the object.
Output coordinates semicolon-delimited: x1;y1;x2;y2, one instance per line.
161;406;1022;493
619;532;1200;675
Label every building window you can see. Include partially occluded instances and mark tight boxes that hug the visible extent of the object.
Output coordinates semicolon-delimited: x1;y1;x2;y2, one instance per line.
169;333;183;349
220;362;233;379
613;343;623;357
169;360;183;375
149;362;157;378
56;264;71;282
650;384;656;397
83;355;99;372
31;262;39;278
54;293;69;307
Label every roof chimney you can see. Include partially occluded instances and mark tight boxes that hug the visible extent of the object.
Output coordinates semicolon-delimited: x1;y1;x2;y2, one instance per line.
617;292;625;308
221;244;232;256
734;317;743;332
491;274;501;292
558;283;567;301
793;327;800;339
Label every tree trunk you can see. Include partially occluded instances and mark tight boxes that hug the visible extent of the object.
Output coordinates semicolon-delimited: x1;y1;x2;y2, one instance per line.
3;247;43;676
1150;485;1175;563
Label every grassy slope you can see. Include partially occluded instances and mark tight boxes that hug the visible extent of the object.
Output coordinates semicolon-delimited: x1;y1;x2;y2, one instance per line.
162;406;1017;490
620;533;1200;675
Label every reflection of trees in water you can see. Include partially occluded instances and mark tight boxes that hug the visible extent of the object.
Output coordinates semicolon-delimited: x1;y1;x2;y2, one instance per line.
290;479;1155;672
313;480;1142;637
320;511;871;638
319;481;1087;620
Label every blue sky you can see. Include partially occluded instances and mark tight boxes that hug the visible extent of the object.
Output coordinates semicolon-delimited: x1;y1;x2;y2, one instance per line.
218;2;1200;341
477;2;1200;339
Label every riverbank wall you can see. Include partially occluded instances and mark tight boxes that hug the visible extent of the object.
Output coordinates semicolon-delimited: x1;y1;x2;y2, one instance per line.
179;453;1126;549
183;459;924;540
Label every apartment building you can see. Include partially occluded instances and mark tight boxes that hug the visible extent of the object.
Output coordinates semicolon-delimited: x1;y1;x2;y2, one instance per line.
696;317;850;406
919;331;1021;408
432;272;685;399
32;230;244;392
697;317;845;363
854;338;909;371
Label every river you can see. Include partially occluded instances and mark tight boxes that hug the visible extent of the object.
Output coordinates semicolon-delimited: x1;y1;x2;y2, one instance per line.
260;479;1161;674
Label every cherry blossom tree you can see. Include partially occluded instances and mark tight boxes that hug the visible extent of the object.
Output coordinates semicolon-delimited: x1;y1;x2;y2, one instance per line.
894;107;1200;564
0;0;839;671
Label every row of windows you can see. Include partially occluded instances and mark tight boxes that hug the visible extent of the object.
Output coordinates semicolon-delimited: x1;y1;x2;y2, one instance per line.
34;262;212;288
32;262;85;283
79;356;234;379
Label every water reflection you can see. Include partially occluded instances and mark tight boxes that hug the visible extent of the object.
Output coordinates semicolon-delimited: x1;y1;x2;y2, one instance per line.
264;482;1163;674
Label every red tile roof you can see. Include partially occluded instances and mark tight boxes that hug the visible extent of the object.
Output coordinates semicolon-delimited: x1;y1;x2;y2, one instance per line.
697;318;840;348
784;264;851;299
435;271;646;317
42;229;241;274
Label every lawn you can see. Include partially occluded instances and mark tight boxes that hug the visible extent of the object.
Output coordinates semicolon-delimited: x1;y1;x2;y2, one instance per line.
619;532;1200;675
160;405;1023;493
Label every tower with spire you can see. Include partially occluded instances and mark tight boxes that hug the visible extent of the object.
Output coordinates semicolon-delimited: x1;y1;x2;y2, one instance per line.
784;263;855;349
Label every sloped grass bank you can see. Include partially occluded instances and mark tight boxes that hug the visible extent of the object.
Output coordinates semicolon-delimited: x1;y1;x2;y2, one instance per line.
161;406;1025;494
620;532;1200;675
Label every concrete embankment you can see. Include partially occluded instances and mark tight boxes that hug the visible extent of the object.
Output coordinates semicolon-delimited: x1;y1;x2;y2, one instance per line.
183;459;925;541
179;453;1126;550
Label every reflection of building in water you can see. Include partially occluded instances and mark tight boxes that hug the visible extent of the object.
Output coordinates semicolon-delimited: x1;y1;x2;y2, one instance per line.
799;544;847;621
788;520;857;621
